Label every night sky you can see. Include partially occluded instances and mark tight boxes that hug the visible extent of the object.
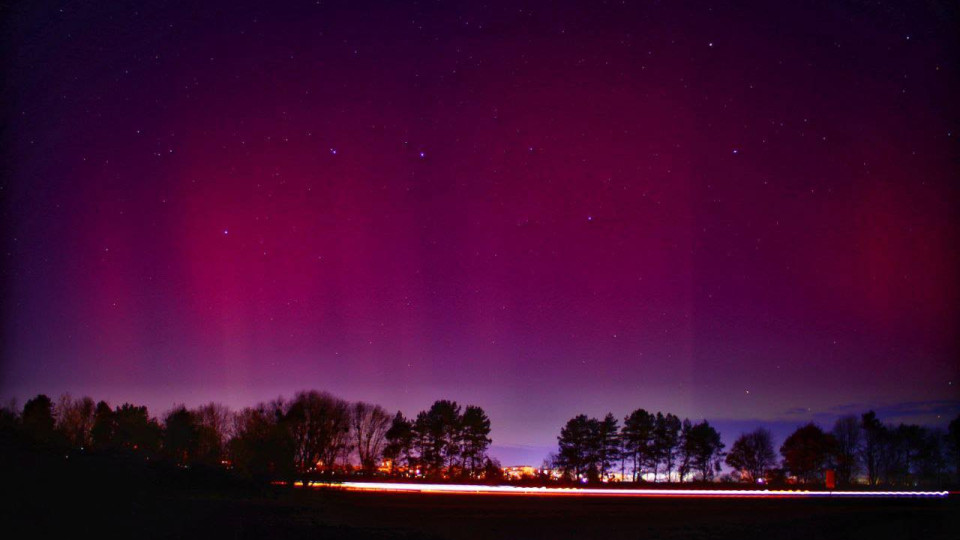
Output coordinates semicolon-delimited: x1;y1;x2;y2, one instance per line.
2;1;958;464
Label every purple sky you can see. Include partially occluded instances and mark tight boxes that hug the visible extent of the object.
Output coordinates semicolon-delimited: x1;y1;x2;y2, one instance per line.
2;1;958;464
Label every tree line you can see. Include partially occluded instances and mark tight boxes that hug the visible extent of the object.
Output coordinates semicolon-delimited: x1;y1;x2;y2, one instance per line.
0;391;495;481
5;392;960;487
552;411;725;482
554;409;960;487
730;412;959;487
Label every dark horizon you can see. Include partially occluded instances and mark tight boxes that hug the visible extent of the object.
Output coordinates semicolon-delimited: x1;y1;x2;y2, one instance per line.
2;1;958;468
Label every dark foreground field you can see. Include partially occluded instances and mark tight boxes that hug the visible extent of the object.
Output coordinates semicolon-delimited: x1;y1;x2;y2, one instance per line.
4;453;958;539
9;485;960;540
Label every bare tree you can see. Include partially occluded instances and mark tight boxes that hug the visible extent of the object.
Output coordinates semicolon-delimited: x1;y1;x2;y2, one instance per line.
860;411;885;485
55;394;96;448
286;391;352;473
831;415;862;485
194;402;233;464
351;402;391;473
725;428;776;482
949;415;960;483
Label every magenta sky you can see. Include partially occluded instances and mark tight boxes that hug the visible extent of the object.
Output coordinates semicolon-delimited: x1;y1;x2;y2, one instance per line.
2;1;958;464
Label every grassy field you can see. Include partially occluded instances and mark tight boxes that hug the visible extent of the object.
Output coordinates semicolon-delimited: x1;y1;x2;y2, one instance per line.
4;452;957;539
10;483;959;539
266;488;959;540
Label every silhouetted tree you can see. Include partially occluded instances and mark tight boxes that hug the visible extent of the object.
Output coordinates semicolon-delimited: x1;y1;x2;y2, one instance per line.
780;423;836;484
114;403;162;456
90;401;117;450
351;401;391;473
0;400;19;445
460;405;492;477
229;400;295;478
855;411;949;486
163;405;200;465
194;402;232;465
917;428;947;485
652;413;681;481
286;391;352;473
685;420;724;481
949;415;960;482
413;400;462;477
54;394;95;449
831;415;862;485
383;412;414;473
555;414;601;481
621;408;655;481
580;416;602;482
482;457;504;481
84;401;162;456
725;428;776;482
860;411;885;485
597;413;620;480
884;423;945;486
22;394;56;446
676;419;694;482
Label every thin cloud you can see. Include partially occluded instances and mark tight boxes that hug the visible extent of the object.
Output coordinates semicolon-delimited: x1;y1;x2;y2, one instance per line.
779;400;960;426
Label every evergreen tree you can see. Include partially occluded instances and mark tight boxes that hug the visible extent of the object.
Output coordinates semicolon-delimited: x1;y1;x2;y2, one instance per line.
556;414;601;481
597;413;621;480
653;413;681;481
384;412;414;473
621;409;655;481
460;405;492;477
686;420;725;481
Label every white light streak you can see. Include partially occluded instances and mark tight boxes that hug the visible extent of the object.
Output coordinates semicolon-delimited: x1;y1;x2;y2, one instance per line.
299;482;949;499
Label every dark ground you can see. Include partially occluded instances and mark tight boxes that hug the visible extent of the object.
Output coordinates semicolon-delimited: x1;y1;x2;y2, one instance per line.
4;451;958;539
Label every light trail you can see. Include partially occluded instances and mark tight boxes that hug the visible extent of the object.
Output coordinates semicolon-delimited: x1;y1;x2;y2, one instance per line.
298;481;950;499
